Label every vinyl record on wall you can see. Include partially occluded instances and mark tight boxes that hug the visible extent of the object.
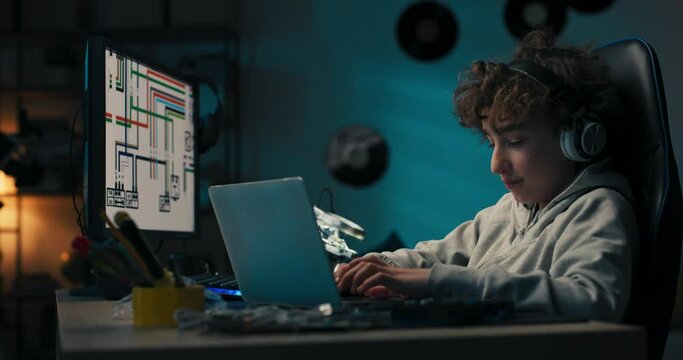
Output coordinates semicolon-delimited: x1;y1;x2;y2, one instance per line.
396;1;459;61
505;0;567;39
567;0;614;13
326;125;389;187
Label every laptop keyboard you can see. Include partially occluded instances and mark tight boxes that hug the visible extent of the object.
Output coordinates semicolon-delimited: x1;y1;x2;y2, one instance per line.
187;273;242;298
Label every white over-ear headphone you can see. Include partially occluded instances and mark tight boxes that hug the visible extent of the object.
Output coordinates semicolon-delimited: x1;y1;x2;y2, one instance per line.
507;60;606;162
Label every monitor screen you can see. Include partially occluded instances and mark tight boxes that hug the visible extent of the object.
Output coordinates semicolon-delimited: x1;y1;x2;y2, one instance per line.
85;36;199;241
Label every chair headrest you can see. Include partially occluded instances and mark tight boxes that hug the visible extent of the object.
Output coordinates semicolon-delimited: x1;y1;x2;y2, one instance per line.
594;39;676;228
595;38;683;360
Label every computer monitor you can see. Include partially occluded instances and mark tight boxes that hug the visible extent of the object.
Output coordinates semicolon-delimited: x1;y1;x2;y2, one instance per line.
83;36;199;243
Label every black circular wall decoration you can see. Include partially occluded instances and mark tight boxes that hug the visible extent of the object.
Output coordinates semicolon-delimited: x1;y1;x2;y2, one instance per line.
326;125;389;187
567;0;614;13
505;0;567;39
396;1;458;61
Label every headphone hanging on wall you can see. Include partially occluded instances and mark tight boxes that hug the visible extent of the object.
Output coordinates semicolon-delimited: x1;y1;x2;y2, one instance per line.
177;64;224;155
197;79;224;154
507;60;606;162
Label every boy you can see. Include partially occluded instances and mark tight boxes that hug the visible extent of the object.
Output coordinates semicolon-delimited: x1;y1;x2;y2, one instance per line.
335;29;638;322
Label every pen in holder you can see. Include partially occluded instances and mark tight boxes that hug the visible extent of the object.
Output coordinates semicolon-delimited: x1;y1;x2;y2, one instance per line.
132;285;204;327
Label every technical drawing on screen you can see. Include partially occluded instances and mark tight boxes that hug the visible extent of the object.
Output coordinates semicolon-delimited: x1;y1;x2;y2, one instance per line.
102;48;195;232
86;36;198;241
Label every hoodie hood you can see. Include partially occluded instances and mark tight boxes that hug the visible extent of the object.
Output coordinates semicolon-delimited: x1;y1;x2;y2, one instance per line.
513;158;635;236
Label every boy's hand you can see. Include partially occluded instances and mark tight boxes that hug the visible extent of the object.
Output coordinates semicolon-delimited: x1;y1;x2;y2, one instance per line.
334;254;430;299
334;254;387;292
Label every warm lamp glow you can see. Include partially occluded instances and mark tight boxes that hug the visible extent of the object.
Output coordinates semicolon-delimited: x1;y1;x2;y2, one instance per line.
0;172;17;196
60;251;71;262
0;117;18;134
19;196;83;285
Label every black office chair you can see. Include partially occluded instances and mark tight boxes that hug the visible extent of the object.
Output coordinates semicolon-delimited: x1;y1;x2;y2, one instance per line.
595;38;683;360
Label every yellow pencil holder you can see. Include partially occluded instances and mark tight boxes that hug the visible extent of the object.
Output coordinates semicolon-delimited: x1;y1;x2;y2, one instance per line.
132;285;204;327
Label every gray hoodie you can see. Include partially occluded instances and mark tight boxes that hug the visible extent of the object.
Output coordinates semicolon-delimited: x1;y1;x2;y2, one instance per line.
375;159;638;322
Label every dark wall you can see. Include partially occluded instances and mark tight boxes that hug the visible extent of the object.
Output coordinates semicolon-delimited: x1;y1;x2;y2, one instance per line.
237;0;683;256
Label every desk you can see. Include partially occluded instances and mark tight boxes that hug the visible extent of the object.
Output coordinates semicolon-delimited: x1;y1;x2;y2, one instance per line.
56;289;646;360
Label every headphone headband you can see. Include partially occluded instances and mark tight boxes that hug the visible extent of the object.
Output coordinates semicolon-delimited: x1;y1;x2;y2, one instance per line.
507;60;586;121
506;60;606;162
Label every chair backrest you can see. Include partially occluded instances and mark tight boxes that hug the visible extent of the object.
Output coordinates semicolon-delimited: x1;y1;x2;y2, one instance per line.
595;38;683;360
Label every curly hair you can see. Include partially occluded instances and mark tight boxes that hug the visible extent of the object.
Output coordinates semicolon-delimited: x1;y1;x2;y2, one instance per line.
453;28;622;136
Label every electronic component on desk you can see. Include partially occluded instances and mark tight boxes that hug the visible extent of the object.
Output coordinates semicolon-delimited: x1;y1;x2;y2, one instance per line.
314;206;364;260
314;206;365;240
321;230;357;259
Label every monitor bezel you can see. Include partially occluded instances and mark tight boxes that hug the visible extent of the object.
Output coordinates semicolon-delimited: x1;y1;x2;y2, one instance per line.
84;35;200;243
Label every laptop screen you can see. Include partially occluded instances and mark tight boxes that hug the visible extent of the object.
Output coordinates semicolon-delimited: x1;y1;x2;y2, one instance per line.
209;177;342;308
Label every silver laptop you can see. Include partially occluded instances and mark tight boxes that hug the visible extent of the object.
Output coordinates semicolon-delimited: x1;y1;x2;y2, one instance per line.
208;177;343;308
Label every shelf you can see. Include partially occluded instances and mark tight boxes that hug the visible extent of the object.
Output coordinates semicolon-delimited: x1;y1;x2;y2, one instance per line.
0;88;82;98
0;26;237;45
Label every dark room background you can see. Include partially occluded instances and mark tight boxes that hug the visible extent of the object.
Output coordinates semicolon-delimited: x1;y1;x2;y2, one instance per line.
0;0;682;358
237;0;683;257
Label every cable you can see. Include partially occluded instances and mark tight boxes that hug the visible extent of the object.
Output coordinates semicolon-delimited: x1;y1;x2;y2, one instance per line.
316;188;335;213
154;238;164;254
70;103;86;235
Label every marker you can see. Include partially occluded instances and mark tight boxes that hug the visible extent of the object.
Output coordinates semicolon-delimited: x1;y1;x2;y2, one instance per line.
168;257;186;287
114;211;174;287
100;211;154;283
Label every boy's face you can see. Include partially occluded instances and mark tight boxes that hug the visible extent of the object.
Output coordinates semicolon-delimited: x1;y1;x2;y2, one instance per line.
482;118;577;208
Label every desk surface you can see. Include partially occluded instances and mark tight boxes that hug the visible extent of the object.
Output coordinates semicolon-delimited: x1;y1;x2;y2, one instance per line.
56;289;646;360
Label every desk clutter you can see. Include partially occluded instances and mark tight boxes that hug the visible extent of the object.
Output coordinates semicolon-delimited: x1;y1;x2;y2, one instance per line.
171;296;514;333
62;211;181;293
61;211;209;326
102;267;516;331
175;302;393;333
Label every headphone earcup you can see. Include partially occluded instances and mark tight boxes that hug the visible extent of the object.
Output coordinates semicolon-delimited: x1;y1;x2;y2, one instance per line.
559;115;606;162
198;102;222;154
579;120;606;158
559;127;586;162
